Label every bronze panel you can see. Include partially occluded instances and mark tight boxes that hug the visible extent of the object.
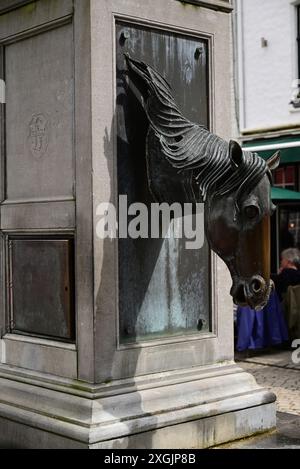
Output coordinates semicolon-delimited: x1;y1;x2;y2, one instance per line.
116;22;211;343
9;237;75;341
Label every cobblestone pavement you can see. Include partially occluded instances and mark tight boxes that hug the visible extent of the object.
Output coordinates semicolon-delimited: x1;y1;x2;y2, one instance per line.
215;349;300;448
236;349;300;416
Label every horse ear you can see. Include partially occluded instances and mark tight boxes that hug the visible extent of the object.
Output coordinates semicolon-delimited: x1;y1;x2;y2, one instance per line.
267;151;280;171
229;140;244;168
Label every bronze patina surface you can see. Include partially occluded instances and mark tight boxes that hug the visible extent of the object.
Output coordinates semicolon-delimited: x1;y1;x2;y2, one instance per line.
126;55;280;309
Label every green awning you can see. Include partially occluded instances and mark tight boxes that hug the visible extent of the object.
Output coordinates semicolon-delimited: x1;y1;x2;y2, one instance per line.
243;136;300;164
271;187;300;200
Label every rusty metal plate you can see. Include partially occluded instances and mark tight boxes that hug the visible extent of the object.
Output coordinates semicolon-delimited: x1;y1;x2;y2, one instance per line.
116;22;211;343
9;237;75;341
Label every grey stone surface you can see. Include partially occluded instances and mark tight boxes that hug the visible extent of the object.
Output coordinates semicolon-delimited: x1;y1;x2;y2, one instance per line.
174;0;233;14
1;334;77;379
91;0;235;383
5;23;74;201
91;405;276;449
0;362;276;448
215;413;300;449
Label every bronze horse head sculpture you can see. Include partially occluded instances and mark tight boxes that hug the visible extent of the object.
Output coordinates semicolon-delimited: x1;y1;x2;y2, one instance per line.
125;55;280;310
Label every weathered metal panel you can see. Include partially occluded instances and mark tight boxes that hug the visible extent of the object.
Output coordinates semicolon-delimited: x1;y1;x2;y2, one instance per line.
5;23;74;201
116;22;211;343
9;237;75;341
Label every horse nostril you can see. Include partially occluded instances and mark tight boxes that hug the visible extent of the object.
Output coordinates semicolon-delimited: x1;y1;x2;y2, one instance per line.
250;277;264;294
232;283;247;305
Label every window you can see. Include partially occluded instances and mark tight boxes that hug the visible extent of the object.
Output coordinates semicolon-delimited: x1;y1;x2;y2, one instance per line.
278;206;300;253
290;6;300;108
274;165;297;191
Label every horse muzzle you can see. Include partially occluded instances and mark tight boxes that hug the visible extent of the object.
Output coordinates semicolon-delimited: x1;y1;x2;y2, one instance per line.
231;276;273;310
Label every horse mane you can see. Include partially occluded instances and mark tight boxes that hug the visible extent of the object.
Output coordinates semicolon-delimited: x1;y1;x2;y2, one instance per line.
125;55;269;203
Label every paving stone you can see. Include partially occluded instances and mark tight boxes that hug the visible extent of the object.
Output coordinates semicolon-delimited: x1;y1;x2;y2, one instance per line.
237;348;300;416
238;361;300;415
214;349;300;447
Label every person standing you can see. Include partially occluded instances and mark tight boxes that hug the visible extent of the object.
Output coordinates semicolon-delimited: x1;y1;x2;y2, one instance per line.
272;248;300;301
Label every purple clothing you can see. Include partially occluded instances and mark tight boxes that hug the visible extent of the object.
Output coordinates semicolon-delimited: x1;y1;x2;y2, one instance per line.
236;291;289;351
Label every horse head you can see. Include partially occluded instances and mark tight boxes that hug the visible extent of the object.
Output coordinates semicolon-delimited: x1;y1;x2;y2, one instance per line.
125;55;280;310
205;142;279;309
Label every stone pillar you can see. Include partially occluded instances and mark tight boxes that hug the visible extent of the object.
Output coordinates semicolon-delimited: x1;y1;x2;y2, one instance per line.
0;0;275;449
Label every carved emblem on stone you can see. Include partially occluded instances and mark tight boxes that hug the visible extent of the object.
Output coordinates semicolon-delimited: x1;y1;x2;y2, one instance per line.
28;113;49;158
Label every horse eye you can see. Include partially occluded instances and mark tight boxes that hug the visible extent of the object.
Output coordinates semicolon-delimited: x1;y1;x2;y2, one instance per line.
244;204;259;219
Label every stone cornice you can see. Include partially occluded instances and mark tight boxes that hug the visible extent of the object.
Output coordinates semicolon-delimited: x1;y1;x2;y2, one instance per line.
175;0;233;13
0;0;35;15
0;0;234;16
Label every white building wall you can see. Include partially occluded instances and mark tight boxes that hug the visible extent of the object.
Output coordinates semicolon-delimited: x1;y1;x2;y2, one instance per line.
237;0;299;132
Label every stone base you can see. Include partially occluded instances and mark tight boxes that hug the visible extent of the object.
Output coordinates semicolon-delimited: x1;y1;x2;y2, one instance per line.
0;362;276;449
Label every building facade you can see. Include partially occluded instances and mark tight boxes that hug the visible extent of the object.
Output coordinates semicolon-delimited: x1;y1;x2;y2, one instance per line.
234;0;300;271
